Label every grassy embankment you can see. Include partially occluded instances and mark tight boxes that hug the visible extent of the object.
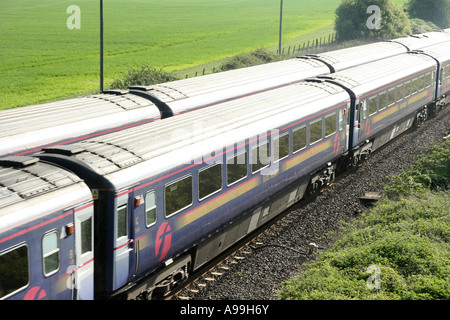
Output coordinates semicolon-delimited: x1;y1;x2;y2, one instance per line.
279;137;450;300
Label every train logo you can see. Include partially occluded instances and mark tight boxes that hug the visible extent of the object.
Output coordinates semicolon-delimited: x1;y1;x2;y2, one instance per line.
155;222;172;262
23;286;47;300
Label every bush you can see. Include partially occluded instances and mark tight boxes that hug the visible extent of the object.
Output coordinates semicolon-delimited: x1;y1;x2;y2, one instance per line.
218;49;282;72
110;64;179;89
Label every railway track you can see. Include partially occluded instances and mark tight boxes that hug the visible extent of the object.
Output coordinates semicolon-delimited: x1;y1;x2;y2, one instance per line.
166;105;450;300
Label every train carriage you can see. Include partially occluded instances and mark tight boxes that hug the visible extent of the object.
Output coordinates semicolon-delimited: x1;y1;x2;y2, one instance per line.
0;157;94;300
314;42;450;164
37;81;351;299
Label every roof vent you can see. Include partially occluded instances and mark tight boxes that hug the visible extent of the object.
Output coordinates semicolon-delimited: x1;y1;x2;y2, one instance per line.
0;156;39;168
43;145;86;156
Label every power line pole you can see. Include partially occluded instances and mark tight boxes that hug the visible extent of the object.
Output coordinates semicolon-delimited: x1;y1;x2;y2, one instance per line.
278;0;283;54
100;0;104;92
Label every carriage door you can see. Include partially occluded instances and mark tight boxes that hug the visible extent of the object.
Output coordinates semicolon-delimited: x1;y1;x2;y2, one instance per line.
113;192;135;291
74;203;94;300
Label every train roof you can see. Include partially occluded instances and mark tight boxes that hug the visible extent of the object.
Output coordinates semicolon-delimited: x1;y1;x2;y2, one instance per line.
0;92;161;157
414;40;450;63
316;51;437;97
129;58;329;114
41;81;349;187
0;156;91;227
306;41;406;72
390;31;450;50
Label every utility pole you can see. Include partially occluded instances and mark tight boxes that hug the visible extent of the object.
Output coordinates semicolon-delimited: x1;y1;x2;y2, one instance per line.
278;0;283;54
100;0;104;92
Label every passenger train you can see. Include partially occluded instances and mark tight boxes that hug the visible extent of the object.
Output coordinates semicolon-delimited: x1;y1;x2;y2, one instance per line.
1;38;449;300
2;31;450;158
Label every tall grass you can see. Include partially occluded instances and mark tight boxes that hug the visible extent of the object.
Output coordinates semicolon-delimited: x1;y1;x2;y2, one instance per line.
279;138;450;300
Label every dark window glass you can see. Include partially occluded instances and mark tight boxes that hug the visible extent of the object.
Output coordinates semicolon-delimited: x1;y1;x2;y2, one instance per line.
379;92;387;110
424;73;431;87
0;245;29;298
412;78;418;94
369;97;377;115
81;218;92;255
199;164;222;200
309;120;322;144
274;133;289;162
325;113;336;137
292;126;306;152
117;205;127;238
251;142;270;173
404;81;411;97
396;84;403;102
388;88;396;106
165;176;192;216
227;152;247;185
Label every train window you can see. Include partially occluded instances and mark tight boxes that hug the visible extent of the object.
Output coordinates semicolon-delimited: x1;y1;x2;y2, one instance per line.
412;78;418;94
419;75;425;90
81;218;92;255
292;126;307;153
338;109;344;131
309;119;322;144
325;113;336;137
199;163;222;200
396;84;404;102
251;142;270;173
404;81;411;98
227;151;247;185
117;205;127;238
0;245;29;299
165;176;192;217
369;97;377;115
43;231;60;276
274;133;289;162
447;65;450;78
388;88;396;106
145;191;157;226
425;73;431;88
379;92;387;111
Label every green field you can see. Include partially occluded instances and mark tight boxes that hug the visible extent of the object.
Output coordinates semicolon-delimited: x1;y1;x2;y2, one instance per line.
0;0;408;109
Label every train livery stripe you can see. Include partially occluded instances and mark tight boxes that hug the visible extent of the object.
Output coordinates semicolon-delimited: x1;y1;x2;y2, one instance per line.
372;105;399;124
173;138;334;231
174;177;260;231
282;140;332;172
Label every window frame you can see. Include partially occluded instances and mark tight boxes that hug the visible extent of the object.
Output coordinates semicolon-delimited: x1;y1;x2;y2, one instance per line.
292;125;307;153
145;190;157;227
164;175;193;218
324;112;337;138
309;119;323;145
0;244;29;299
198;162;223;201
226;151;248;186
273;132;290;163
42;230;60;277
251;141;271;174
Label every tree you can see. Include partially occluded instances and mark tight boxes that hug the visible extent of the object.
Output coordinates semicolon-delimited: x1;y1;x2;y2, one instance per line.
335;0;412;41
406;0;449;29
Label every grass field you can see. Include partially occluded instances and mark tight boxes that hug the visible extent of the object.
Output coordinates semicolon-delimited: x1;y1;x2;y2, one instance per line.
1;0;408;109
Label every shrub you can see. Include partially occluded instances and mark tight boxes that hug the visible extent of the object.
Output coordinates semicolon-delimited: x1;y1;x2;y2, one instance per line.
110;64;179;89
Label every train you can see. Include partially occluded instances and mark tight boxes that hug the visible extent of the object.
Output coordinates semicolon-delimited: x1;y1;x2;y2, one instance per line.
2;31;450;158
1;38;448;300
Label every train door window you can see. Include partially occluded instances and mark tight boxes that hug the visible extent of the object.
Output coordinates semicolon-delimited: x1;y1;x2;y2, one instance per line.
309;119;322;145
0;245;29;299
447;65;450;78
43;231;60;276
81;217;92;255
396;84;404;103
165;175;192;217
251;142;270;173
419;75;425;91
117;205;128;239
274;133;289;162
412;78;418;94
292;126;307;153
404;80;411;98
199;163;222;200
227;151;247;185
379;92;387;111
145;191;157;227
369;96;377;116
338;109;345;131
388;88;396;106
325;113;336;137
